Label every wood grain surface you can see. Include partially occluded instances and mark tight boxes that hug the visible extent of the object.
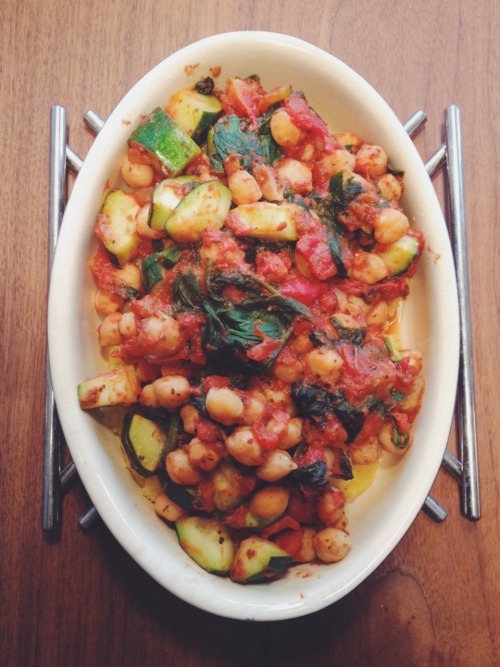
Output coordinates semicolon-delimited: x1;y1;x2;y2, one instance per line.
1;1;498;665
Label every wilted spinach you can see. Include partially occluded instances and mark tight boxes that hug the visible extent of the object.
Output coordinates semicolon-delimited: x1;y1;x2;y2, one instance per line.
292;382;365;444
173;269;309;373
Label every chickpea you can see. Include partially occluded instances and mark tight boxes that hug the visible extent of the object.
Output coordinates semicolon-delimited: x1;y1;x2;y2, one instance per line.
277;418;303;450
305;347;343;379
165;447;201;485
366;301;389;327
153;375;190;411
332;511;349;532
121;154;154;188
227;170;262;205
349;252;390;284
94;289;124;315
273;359;302;383
179;404;199;434
355;144;388;177
378;422;414;456
373;207;409;244
186;438;222;472
293;249;313;278
114;263;142;292
256;450;297;482
155;490;186;522
291;333;313;354
270;108;303;147
97;312;122;347
240;392;266;426
314;527;351;563
138;312;181;356
351;436;380;465
277;158;313;194
334;132;362;150
136;204;166;240
250;486;290;520
321;149;356;177
140;383;160;407
317;490;346;526
118;311;137;338
253;163;284;202
205;387;244;426
377;173;402;201
293;527;317;563
225;426;264;466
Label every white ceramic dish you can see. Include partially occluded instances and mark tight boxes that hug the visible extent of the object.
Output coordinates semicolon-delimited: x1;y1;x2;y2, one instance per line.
48;31;459;620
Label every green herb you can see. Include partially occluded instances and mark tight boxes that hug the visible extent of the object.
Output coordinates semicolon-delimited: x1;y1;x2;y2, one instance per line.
293;460;330;488
292;382;365;443
173;269;309;373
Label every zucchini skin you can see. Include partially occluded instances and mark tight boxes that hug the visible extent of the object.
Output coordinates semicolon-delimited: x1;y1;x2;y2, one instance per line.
121;412;168;476
129;107;200;176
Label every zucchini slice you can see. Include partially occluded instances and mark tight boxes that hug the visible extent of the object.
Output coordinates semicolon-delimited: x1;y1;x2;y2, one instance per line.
377;234;420;277
165;180;232;243
121;412;168;476
175;516;235;575
129;107;200;176
94;190;140;266
77;365;141;410
225;202;300;241
167;89;223;144
149;176;200;231
212;460;252;513
230;536;292;584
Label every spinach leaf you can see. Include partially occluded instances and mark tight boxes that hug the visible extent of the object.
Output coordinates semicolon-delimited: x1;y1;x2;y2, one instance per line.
337;451;354;481
257;104;284;165
329;169;364;218
173;270;300;373
310;191;349;278
292;382;365;443
211;115;267;172
293;460;330;488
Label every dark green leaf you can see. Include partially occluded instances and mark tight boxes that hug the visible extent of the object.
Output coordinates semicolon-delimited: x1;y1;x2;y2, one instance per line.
293;460;330;488
336;450;354;481
292;382;365;443
329;169;364;218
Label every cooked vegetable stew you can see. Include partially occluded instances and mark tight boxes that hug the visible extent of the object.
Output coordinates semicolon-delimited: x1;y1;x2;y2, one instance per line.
78;73;425;583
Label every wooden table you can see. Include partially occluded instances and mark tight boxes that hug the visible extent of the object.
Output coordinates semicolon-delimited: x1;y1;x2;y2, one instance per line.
2;1;498;665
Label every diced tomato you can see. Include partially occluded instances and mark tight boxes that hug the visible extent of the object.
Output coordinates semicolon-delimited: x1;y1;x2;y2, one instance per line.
202;375;232;391
89;245;117;293
353;410;384;444
339;342;396;403
225;77;264;124
224;505;251;529
246;337;282;362
193;479;216;513
295;231;338;280
273;529;304;556
284;93;330;139
261;515;301;538
195;417;224;443
279;275;322;305
255;251;291;283
252;407;290;450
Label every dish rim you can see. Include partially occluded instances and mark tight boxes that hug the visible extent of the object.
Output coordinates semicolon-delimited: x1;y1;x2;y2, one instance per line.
48;30;460;621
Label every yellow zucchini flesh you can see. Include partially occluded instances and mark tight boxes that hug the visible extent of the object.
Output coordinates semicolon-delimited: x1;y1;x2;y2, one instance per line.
225;202;300;241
